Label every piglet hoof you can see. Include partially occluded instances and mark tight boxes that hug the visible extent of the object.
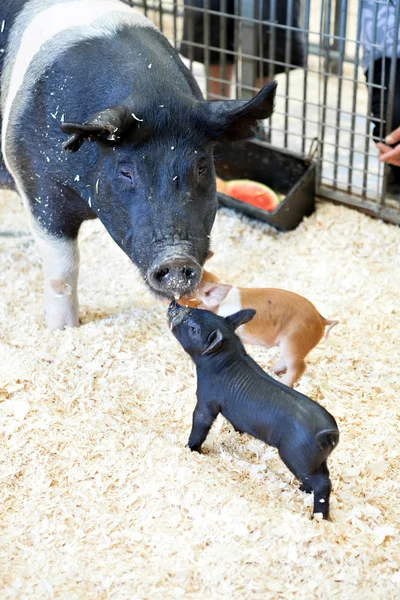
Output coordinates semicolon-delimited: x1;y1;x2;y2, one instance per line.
311;510;331;521
312;499;330;521
185;443;201;453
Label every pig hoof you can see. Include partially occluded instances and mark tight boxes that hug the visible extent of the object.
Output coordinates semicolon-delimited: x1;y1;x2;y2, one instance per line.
45;313;80;330
44;305;80;330
44;287;79;330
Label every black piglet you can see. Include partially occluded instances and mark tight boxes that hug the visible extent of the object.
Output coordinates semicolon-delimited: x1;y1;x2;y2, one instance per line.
168;301;339;520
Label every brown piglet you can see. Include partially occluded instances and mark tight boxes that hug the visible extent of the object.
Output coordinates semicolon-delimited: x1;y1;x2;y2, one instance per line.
180;270;338;387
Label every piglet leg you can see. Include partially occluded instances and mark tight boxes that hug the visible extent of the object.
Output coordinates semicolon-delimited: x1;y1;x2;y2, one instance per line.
33;224;80;330
281;360;306;388
280;340;306;387
271;356;287;375
305;462;332;520
299;481;313;494
187;401;219;452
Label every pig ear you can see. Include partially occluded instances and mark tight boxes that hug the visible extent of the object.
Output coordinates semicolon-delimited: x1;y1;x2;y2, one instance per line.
201;283;232;308
226;308;256;331
61;106;134;152
200;81;277;142
202;329;224;355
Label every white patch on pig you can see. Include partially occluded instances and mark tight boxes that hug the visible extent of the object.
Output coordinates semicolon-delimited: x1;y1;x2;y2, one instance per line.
30;217;80;330
2;0;156;178
217;287;242;318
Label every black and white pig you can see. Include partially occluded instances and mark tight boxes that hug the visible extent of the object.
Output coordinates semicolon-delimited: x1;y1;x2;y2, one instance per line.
0;0;277;329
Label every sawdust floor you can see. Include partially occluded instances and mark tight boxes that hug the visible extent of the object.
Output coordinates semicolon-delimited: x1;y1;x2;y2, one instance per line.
0;189;399;599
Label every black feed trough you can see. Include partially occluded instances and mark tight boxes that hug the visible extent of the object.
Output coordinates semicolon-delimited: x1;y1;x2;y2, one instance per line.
215;139;316;231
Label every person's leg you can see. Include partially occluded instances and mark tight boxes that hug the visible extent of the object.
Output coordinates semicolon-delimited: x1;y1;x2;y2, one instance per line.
180;0;235;99
260;0;305;82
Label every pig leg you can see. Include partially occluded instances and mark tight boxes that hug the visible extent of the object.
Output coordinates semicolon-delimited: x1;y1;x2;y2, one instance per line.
280;340;306;387
187;400;219;452
32;223;80;330
304;462;332;520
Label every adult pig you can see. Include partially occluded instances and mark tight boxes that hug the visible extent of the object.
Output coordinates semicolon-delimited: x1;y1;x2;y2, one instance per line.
0;0;277;329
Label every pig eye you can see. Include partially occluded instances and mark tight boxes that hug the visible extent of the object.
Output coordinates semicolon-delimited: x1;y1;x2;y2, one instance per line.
120;168;134;183
189;324;199;335
198;164;207;177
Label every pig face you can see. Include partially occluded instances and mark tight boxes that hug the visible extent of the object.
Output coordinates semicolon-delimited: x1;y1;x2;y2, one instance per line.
62;82;277;299
92;135;217;299
168;301;256;358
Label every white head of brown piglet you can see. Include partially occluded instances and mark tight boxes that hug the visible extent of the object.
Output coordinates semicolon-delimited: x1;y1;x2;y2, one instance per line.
179;269;338;388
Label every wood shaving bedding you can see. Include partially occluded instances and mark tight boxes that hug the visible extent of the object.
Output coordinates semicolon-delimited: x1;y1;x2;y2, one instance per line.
0;189;399;599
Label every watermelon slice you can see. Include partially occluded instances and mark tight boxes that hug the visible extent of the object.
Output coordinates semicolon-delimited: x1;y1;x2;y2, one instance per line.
221;179;280;212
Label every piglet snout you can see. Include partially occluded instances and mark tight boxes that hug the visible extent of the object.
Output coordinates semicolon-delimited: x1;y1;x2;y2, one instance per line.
148;254;202;298
167;301;189;329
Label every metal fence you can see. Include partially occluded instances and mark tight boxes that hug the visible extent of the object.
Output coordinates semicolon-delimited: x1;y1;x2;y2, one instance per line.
126;0;400;225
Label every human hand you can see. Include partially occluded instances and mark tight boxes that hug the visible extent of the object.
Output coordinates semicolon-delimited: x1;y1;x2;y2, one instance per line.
377;126;400;167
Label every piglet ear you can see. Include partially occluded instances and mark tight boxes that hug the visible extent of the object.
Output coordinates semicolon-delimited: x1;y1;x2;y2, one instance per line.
200;81;277;142
61;105;134;152
202;329;224;355
201;282;232;308
226;308;256;331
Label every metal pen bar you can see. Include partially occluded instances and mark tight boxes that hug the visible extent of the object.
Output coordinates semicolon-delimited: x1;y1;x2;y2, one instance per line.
203;0;210;97
158;0;163;31
284;0;293;149
376;1;390;206
238;0;257;100
319;0;332;181
347;1;363;194
267;0;277;143
234;0;240;99
381;0;400;205
256;0;266;141
220;0;228;98
329;0;344;73
187;2;195;72
172;0;177;50
257;0;263;87
362;1;378;199
302;0;311;155
333;0;348;187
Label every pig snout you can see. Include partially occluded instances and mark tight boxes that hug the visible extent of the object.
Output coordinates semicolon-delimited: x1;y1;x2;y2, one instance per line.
148;254;202;298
